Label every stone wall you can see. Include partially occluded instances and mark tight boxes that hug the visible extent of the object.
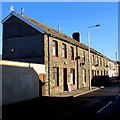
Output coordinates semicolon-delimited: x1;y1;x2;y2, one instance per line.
44;34;118;95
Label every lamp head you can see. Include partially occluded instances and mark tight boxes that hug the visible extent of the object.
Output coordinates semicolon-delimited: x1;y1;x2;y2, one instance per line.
95;24;101;27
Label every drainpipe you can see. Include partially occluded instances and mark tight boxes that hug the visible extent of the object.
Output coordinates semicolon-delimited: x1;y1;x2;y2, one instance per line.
47;35;50;95
76;45;80;89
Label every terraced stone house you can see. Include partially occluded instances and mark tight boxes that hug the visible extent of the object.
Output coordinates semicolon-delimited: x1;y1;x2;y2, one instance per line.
2;11;118;96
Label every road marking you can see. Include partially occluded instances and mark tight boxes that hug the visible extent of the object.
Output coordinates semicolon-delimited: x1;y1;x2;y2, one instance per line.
116;96;119;99
116;94;120;99
96;101;112;114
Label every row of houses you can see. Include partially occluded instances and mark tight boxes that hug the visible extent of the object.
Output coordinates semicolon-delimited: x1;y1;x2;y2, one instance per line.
2;11;119;96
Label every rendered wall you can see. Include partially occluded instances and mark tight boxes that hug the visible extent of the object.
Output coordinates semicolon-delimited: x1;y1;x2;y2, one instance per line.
1;60;45;105
3;16;44;64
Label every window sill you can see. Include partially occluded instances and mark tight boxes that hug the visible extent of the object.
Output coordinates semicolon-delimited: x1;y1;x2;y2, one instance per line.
62;57;67;59
70;84;75;86
52;55;58;58
52;86;60;88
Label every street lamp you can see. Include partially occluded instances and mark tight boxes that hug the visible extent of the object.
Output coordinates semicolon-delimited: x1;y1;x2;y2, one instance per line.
88;24;101;90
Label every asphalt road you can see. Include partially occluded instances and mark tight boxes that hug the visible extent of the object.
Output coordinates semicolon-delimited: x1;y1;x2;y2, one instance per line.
73;82;120;120
2;82;120;120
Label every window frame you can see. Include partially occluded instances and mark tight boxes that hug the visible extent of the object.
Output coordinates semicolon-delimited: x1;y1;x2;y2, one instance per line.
62;43;67;58
92;54;95;65
70;68;75;85
82;51;85;62
52;67;59;87
96;56;99;65
70;46;74;60
83;69;86;83
52;40;58;57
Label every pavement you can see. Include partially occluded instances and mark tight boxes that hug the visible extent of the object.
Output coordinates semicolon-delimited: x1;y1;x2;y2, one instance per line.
51;86;100;97
51;80;119;97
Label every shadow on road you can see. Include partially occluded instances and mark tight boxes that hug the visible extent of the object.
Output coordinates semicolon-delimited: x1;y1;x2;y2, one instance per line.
2;82;120;120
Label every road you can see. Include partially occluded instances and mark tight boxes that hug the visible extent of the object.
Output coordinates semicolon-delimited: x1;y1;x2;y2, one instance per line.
73;82;120;120
3;82;120;120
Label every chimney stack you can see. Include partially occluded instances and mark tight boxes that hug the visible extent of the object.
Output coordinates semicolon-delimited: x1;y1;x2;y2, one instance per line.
72;32;81;42
58;26;60;32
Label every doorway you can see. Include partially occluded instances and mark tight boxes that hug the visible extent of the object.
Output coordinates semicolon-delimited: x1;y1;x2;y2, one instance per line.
63;68;68;91
39;74;45;96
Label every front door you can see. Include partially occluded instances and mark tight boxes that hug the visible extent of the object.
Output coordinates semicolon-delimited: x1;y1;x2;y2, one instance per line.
63;68;68;91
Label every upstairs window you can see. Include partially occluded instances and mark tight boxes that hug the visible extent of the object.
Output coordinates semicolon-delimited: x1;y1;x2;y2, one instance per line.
96;56;99;65
103;59;105;67
70;46;74;60
62;43;67;58
82;51;85;62
52;40;58;57
100;58;102;66
92;54;95;65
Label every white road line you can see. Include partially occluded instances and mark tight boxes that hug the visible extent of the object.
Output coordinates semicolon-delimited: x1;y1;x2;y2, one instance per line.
96;101;112;114
116;94;120;99
116;96;119;99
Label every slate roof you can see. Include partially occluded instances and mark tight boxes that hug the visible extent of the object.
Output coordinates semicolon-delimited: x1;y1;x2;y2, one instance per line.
20;13;103;55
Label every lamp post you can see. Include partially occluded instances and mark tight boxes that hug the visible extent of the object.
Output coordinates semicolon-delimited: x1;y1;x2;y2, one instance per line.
88;24;101;90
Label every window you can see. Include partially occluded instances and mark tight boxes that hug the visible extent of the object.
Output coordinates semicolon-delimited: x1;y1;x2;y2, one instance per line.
62;43;67;58
106;60;108;67
52;40;58;57
100;58;102;66
97;70;99;76
109;63;111;69
104;70;106;76
103;59;105;67
83;69;86;83
92;54;95;65
106;71;108;76
70;46;74;60
82;51;85;62
52;67;59;86
105;60;106;67
70;68;75;84
96;56;99;65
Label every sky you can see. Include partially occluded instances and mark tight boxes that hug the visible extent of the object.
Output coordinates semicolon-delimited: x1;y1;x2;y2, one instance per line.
0;2;118;61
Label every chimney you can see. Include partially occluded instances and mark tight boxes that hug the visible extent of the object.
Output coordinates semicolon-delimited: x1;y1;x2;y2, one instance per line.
72;32;81;42
58;26;60;32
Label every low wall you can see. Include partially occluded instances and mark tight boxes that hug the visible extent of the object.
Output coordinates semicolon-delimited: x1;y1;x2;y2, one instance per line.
1;60;45;105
